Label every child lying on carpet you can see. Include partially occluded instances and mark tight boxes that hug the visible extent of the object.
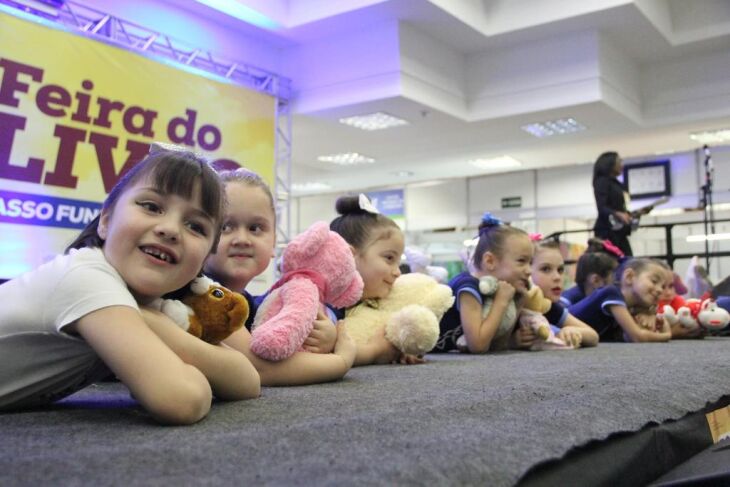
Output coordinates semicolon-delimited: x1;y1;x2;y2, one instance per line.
0;144;260;424
530;239;598;348
203;168;357;385
569;257;672;342
560;237;620;306
330;194;421;365
433;213;533;353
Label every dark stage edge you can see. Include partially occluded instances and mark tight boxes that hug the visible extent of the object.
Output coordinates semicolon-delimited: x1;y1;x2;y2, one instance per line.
519;396;730;486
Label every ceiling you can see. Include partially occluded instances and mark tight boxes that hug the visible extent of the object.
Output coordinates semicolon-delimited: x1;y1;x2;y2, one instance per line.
109;1;730;195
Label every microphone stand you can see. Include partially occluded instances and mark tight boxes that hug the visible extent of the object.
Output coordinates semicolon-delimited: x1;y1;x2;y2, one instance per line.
700;145;715;272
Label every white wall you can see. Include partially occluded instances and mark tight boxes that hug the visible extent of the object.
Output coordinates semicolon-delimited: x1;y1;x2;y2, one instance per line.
293;145;730;281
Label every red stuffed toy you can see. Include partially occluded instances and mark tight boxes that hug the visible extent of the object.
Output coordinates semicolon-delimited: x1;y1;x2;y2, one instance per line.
658;296;730;331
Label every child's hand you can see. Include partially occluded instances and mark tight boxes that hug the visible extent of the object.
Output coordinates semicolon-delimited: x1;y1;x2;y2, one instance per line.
303;310;337;354
514;325;537;349
394;353;426;365
333;325;356;368
495;280;516;303
634;313;657;331
557;328;583;348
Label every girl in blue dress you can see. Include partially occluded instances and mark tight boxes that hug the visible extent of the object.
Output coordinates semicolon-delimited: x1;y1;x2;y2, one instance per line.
569;258;671;342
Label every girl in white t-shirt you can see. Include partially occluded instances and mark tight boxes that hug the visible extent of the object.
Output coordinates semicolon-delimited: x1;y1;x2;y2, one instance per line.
0;144;260;424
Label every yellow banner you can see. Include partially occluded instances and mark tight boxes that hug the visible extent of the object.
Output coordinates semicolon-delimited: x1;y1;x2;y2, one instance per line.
0;11;275;278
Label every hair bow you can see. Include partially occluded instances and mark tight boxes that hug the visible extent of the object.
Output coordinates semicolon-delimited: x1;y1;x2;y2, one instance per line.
149;141;206;160
481;212;502;227
358;194;380;215
528;233;544;242
602;239;625;259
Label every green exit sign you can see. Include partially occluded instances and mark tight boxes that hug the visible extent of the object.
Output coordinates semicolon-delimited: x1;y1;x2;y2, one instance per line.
501;196;522;209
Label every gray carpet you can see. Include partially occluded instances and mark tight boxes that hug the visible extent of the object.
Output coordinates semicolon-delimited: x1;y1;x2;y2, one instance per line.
2;339;730;486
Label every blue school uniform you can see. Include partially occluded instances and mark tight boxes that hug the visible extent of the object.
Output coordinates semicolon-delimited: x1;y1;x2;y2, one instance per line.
560;286;586;307
568;285;626;341
243;290;259;331
434;272;482;352
544;302;568;328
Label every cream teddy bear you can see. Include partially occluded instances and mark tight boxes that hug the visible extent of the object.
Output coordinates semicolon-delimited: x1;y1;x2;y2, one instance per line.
343;272;454;356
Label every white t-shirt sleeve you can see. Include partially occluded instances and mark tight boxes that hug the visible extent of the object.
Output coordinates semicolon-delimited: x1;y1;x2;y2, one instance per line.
50;251;139;331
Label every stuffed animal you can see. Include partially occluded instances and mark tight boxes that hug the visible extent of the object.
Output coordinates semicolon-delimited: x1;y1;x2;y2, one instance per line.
518;309;573;351
521;282;552;314
250;221;363;361
343;272;454;356
658;296;730;331
404;246;449;283
154;276;249;344
454;275;517;352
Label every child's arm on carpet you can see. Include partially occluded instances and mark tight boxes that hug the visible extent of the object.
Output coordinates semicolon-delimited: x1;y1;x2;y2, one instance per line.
73;306;213;425
611;305;671;342
224;324;356;385
558;313;599;347
139;307;261;400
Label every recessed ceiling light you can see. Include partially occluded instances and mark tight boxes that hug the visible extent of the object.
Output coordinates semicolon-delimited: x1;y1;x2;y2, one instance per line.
689;128;730;144
291;182;332;192
339;112;409;131
317;153;375;165
393;170;414;177
521;117;586;138
469;156;522;170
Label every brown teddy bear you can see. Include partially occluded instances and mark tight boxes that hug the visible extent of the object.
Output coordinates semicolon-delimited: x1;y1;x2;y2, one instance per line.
154;276;249;344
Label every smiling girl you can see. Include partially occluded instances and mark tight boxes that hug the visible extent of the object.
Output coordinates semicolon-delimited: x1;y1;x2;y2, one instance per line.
0;144;260;423
435;213;533;353
569;258;672;342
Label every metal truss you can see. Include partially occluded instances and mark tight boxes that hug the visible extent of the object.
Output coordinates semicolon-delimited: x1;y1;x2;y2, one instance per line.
1;0;293;244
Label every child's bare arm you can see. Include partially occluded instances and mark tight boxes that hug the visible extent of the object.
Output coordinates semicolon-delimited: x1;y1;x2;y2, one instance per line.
224;324;356;385
74;306;213;425
611;305;671;342
353;325;401;366
670;322;704;339
559;313;599;347
139;307;261;401
460;282;514;353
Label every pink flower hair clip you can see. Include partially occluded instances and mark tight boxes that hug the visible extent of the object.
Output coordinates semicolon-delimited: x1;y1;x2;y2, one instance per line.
602;239;625;259
528;233;544;242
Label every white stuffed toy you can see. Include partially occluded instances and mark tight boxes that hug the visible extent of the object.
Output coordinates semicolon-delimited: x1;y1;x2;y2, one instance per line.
455;275;517;352
343;273;454;356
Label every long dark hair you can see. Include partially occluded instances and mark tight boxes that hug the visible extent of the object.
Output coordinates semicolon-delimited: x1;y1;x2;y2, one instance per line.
593;151;620;182
66;146;226;253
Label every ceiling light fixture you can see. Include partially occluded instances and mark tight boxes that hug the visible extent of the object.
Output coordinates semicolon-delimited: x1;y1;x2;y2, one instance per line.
193;0;280;29
291;182;332;192
339;112;409;131
521;117;586;138
689;128;730;145
318;153;375;165
393;170;414;177
686;233;730;242
469;156;522;170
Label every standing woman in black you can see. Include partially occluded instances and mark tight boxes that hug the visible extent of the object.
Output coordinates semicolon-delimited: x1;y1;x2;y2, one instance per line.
592;151;633;256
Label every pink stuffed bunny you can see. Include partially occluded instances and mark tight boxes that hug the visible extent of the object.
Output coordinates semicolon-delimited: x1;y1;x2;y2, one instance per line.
250;221;363;361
